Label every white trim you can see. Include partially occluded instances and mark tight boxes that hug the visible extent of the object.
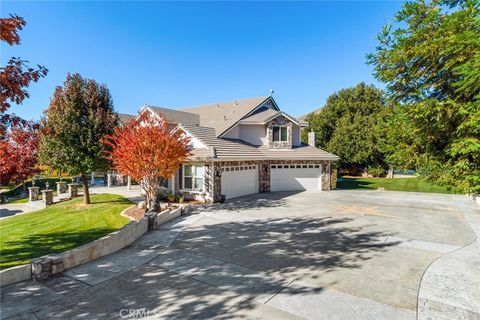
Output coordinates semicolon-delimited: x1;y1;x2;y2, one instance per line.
182;163;205;192
175;124;209;149
218;96;278;138
272;125;288;142
265;111;300;126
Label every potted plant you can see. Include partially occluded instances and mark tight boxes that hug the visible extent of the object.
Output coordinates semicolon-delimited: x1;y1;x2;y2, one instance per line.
178;196;184;204
167;192;175;203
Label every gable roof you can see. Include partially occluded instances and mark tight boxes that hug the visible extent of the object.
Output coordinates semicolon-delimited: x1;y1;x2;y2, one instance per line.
144;105;200;125
118;113;136;125
179;123;339;161
180;96;272;137
239;107;301;126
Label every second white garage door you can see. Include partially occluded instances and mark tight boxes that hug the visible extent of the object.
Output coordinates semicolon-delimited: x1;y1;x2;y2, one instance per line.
271;164;322;191
221;165;258;199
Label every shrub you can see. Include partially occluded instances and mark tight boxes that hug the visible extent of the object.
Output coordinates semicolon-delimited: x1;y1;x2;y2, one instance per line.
368;166;386;178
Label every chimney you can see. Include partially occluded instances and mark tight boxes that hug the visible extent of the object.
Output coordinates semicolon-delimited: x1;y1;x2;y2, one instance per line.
308;131;316;147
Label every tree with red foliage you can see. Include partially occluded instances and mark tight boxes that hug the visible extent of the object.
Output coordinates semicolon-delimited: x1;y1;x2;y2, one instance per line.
0;121;40;186
0;14;48;136
103;113;190;209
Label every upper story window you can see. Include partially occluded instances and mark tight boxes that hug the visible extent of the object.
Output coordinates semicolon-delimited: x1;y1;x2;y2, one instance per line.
272;126;288;142
183;164;204;191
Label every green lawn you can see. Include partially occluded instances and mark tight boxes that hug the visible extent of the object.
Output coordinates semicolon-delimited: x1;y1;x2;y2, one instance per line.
0;194;132;269
8;197;29;204
337;177;458;194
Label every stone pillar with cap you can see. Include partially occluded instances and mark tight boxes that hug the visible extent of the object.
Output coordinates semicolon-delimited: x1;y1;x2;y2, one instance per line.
28;187;40;202
308;131;316;147
42;189;53;206
127;176;132;190
56;181;67;194
107;173;112;188
68;184;78;199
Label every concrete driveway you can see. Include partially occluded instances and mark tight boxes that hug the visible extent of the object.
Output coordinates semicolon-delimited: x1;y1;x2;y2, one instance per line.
1;190;479;319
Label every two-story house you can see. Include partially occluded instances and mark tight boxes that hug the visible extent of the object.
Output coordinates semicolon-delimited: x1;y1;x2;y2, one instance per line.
125;96;338;202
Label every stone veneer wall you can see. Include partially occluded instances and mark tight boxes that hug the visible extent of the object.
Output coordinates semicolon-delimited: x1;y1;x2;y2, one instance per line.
266;116;293;149
211;159;333;202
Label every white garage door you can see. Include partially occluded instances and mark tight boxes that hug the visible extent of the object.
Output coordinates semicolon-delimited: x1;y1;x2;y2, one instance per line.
221;165;258;199
271;164;322;192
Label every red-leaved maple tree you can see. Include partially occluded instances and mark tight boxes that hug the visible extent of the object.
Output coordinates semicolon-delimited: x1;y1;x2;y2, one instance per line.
0;121;40;186
0;14;48;137
103;113;190;209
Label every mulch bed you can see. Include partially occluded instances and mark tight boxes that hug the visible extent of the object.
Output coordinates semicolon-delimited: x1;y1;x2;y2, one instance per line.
123;206;145;221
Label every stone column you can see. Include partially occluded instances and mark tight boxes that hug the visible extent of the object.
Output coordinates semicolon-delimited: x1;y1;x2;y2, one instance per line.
326;162;331;190
387;165;394;179
56;181;67;194
91;172;95;185
107;173;112;188
259;163;271;193
68;184;78;199
127;176;132;190
42;190;53;206
28;187;40;202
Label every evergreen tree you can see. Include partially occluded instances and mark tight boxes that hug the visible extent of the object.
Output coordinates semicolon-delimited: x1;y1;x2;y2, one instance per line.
367;0;480;193
302;83;386;174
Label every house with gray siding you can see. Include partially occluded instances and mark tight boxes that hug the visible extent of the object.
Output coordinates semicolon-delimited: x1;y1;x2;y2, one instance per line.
125;96;338;202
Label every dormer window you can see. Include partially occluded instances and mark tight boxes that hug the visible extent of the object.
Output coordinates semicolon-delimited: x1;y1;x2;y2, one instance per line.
273;126;288;142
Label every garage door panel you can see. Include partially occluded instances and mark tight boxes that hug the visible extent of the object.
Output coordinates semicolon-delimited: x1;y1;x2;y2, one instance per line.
271;167;322;192
221;166;258;199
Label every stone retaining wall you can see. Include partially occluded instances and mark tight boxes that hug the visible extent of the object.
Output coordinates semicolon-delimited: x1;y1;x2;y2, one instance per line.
148;205;191;230
1;204;190;287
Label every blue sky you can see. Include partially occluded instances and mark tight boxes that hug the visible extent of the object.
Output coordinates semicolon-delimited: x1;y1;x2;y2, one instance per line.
1;1;403;121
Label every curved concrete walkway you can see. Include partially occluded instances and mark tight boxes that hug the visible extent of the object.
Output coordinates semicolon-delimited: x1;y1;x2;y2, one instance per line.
418;197;480;320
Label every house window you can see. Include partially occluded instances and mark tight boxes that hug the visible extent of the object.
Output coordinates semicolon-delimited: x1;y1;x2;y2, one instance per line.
272;126;288;142
183;164;204;191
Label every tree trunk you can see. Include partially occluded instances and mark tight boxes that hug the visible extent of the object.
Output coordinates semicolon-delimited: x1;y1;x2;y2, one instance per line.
81;174;91;204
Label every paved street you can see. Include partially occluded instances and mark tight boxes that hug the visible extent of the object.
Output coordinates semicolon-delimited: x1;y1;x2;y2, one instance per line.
1;190;479;319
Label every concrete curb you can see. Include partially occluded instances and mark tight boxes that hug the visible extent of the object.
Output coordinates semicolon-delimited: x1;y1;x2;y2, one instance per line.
417;196;480;320
0;264;31;287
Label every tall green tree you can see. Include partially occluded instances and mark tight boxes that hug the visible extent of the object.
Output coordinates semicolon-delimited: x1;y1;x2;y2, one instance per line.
367;0;480;193
39;73;118;204
302;83;386;173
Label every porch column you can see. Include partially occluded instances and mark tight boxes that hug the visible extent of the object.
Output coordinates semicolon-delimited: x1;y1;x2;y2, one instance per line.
127;176;131;190
171;173;176;193
107;173;112;188
91;172;95;185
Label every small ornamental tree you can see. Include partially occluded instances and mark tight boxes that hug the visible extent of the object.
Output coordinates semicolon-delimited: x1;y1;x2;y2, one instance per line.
103;113;190;209
0;121;40;186
39;73;118;204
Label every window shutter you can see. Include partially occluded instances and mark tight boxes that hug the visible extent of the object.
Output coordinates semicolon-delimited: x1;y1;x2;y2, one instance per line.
179;165;183;189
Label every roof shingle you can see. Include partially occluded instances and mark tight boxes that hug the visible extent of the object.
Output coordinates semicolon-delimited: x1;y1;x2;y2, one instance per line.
180;96;270;137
